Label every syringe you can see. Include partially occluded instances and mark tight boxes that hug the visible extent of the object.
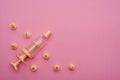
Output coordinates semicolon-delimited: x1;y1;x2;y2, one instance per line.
11;31;52;71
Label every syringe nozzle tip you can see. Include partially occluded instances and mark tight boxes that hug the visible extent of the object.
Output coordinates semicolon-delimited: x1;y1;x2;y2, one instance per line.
43;30;52;39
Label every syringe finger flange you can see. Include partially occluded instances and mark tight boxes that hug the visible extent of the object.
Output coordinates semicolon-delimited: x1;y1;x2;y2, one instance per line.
23;48;32;58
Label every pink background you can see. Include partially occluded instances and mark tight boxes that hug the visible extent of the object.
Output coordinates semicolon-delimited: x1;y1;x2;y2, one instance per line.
0;0;120;80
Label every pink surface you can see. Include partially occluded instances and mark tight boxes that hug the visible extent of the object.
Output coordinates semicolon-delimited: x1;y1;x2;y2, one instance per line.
0;0;120;80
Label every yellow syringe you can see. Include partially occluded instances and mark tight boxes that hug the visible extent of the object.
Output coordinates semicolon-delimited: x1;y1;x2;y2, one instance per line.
11;31;52;70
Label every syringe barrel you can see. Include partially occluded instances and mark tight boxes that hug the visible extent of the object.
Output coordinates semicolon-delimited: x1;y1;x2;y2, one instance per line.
26;36;47;56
